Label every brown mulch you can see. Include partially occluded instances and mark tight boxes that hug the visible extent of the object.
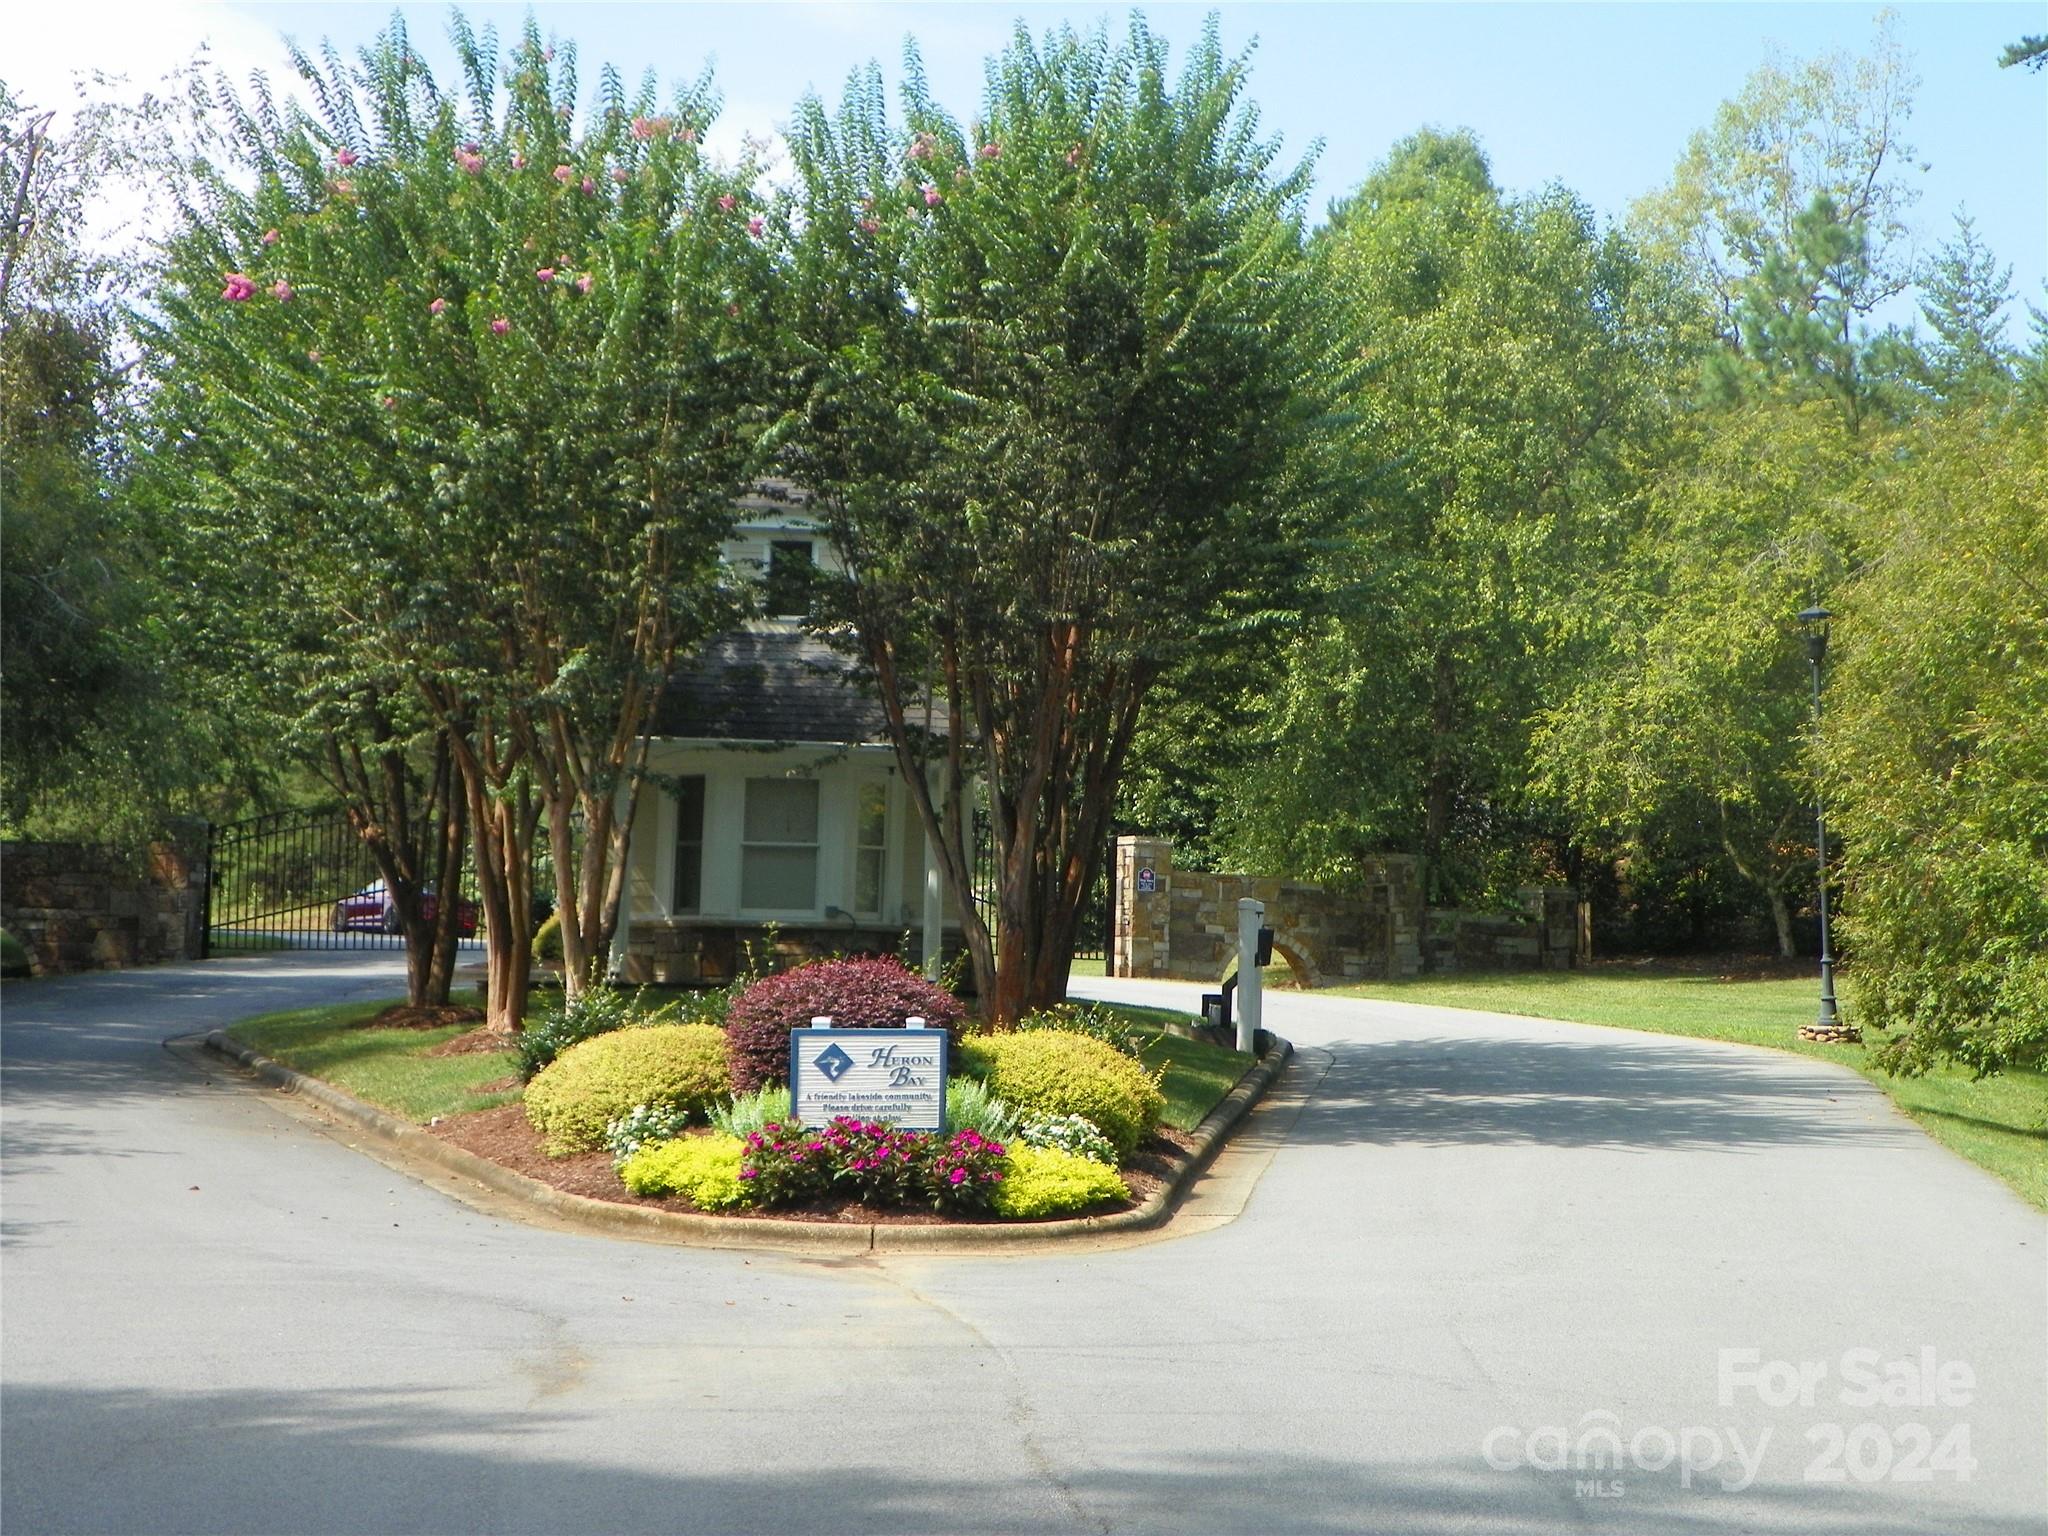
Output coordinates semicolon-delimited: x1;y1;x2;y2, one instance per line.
361;1002;485;1032
426;1102;1197;1225
425;1026;522;1057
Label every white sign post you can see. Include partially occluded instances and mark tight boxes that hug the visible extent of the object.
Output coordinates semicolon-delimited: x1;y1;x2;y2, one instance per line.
789;1028;950;1131
1236;897;1264;1055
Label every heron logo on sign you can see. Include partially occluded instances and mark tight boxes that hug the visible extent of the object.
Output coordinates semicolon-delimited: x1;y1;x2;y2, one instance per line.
812;1042;854;1082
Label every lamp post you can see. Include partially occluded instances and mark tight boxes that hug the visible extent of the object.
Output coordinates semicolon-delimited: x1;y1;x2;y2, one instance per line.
1796;606;1857;1044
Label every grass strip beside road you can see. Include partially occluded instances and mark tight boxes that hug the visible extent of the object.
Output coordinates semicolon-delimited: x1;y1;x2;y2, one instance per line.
1304;969;2048;1211
227;995;521;1123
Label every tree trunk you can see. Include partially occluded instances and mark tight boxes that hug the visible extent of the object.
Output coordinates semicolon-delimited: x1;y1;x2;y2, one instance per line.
1768;885;1796;960
1423;644;1459;899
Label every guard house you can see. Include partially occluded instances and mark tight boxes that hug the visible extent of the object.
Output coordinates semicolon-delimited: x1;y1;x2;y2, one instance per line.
611;482;968;986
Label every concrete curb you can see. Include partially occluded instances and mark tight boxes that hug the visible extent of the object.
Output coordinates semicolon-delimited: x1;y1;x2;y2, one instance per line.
200;1029;1294;1255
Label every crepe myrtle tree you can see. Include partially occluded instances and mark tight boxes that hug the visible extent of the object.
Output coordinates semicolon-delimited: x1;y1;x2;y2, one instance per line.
141;15;773;1031
776;18;1336;1020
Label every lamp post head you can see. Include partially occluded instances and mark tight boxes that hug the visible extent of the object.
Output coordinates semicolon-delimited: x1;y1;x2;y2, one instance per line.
1798;606;1832;666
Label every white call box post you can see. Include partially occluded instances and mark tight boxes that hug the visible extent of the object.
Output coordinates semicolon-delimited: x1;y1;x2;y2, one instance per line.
1236;897;1263;1055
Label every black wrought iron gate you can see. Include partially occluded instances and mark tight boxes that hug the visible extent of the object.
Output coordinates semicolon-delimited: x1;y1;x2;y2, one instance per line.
203;807;410;955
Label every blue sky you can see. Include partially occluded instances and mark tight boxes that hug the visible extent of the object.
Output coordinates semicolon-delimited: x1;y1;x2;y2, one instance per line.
14;3;2047;336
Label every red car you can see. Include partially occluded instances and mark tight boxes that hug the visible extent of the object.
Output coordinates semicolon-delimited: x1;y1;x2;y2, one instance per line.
330;881;478;936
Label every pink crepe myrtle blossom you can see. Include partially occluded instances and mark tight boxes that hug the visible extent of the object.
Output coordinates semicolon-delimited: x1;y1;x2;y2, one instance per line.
328;179;355;197
978;141;1000;160
428;297;447;315
220;273;256;301
260;228;280;246
553;164;574;183
922;183;942;207
334;147;357;167
381;395;397;410
717;192;737;213
679;125;698;144
611;167;629;183
908;133;934;161
859;217;880;235
630;115;659;140
747;215;764;238
270;280;293;301
536;266;556;283
574;273;593;294
490;316;511;335
580;176;595;195
510;152;526;170
455;150;484;175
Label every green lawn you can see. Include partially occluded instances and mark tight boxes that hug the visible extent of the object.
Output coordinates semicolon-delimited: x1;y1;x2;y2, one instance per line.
226;992;521;1123
1310;968;2047;1211
1118;1011;1258;1131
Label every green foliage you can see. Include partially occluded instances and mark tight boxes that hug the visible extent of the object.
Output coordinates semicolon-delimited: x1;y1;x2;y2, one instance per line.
523;1022;730;1156
1;929;33;976
617;1133;749;1210
709;1083;792;1138
532;911;563;966
780;16;1336;1015
1015;1000;1145;1059
516;984;676;1081
1017;1112;1119;1167
964;1028;1163;1160
944;1077;1019;1141
1222;133;1690;903
990;1143;1130;1219
1532;400;1870;955
1826;408;2048;1074
141;13;775;1021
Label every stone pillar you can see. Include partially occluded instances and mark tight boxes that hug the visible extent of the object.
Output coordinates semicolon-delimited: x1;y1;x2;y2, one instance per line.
1112;836;1173;979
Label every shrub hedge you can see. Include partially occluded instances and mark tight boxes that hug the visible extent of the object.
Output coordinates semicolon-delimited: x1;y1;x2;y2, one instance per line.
724;956;966;1093
991;1144;1130;1219
524;1023;730;1156
962;1028;1164;1160
618;1133;749;1209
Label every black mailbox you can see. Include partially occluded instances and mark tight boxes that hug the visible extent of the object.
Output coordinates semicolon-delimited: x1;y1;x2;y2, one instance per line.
1256;926;1274;967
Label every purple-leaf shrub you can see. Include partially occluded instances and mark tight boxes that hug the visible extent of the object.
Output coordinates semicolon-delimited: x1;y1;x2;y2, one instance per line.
724;955;966;1094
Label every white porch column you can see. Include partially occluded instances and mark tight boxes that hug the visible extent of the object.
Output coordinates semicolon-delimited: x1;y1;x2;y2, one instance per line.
921;823;945;982
609;783;635;981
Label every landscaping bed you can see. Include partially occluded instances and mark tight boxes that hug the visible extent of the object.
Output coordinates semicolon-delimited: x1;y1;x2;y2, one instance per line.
223;960;1256;1227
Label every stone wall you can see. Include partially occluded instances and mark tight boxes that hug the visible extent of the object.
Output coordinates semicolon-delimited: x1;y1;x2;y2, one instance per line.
1110;836;1577;984
1;832;208;975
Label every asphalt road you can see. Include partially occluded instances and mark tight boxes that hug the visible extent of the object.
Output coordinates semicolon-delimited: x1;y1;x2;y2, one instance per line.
3;953;2042;1535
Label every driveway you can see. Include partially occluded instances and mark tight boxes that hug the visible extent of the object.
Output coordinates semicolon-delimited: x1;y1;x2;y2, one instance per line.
3;957;2042;1534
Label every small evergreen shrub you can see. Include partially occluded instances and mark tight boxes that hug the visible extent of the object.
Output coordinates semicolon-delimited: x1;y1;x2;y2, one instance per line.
724;956;966;1094
1015;1001;1146;1059
532;910;563;965
517;985;677;1081
966;1029;1164;1160
710;1084;793;1139
1018;1112;1119;1166
524;1023;730;1156
991;1144;1130;1219
618;1134;749;1210
604;1102;697;1168
946;1077;1019;1141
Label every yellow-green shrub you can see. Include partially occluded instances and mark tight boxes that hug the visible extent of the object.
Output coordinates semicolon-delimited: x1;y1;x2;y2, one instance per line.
618;1133;749;1210
965;1029;1163;1160
524;1023;730;1157
991;1143;1130;1219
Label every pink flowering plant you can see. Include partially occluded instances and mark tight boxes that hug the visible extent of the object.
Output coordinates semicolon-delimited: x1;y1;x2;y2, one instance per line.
737;1118;1006;1214
139;11;779;1034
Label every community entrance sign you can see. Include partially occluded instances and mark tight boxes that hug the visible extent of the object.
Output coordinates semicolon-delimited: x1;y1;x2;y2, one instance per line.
789;1028;950;1131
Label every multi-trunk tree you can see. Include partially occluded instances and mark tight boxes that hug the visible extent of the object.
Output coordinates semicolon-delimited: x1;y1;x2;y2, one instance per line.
141;16;771;1030
777;18;1336;1020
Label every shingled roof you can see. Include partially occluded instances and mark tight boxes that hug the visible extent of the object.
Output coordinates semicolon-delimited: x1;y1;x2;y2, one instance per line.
652;630;895;745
